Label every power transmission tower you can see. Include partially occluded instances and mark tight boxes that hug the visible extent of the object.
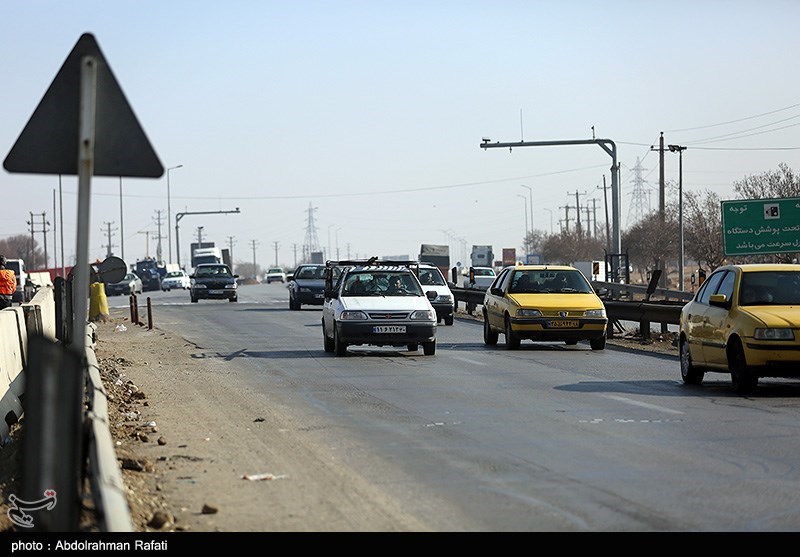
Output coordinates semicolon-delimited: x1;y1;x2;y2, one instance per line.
626;156;651;227
302;202;321;262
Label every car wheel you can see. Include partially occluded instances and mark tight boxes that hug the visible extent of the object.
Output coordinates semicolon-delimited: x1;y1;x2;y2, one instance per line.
590;336;606;351
289;295;300;310
190;294;198;303
334;325;348;356
483;312;498;345
444;315;454;326
407;343;419;352
229;296;238;302
679;335;704;385
728;338;757;393
504;316;520;350
565;340;578;346
423;340;436;356
323;319;335;353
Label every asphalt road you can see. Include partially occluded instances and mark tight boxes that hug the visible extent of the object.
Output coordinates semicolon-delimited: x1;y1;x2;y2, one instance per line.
99;282;800;532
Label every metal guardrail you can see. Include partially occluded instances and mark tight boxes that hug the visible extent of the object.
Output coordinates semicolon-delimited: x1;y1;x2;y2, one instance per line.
450;282;689;339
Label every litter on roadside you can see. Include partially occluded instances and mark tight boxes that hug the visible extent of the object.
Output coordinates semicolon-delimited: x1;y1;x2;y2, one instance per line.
242;472;287;481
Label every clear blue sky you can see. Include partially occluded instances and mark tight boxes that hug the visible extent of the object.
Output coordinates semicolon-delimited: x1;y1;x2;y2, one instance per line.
2;1;800;270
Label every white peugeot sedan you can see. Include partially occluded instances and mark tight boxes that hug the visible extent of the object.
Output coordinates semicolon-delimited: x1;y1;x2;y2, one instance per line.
161;270;190;291
321;259;438;356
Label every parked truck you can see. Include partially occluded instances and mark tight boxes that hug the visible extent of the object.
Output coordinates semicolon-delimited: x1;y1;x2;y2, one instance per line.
419;244;450;279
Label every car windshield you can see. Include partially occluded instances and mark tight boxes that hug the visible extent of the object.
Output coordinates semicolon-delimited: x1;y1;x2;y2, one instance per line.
474;268;495;277
295;266;324;280
418;268;446;286
195;266;231;278
343;271;423;296
167;272;183;278
739;271;800;306
508;270;592;294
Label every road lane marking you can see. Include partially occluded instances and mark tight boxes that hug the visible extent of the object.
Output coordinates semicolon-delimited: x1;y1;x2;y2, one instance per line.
449;356;488;366
600;394;684;415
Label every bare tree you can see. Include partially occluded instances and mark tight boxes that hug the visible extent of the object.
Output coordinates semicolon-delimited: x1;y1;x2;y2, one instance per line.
540;230;606;265
0;234;45;266
623;209;678;284
683;190;725;270
733;162;800;200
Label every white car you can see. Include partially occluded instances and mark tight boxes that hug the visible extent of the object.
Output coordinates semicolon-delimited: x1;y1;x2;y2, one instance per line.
265;267;287;284
322;260;438;356
417;263;455;325
467;266;497;290
161;270;190;291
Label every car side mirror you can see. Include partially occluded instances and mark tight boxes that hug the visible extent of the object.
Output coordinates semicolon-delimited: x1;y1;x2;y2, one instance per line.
490;287;503;296
709;293;729;308
426;290;437;300
233;274;239;279
189;275;195;279
324;287;337;299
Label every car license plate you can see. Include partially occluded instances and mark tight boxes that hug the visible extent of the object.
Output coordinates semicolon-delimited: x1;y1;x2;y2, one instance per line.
373;325;406;333
549;320;579;328
209;289;224;295
314;293;324;298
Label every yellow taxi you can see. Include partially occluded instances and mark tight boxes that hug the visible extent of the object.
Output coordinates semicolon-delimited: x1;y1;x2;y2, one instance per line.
482;264;608;350
679;263;800;393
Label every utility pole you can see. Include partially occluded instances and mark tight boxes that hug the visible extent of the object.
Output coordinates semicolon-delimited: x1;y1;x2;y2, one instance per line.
196;226;205;245
574;190;587;237
227;236;236;269
250;240;259;276
138;231;151;258
292;243;298;268
650;131;666;222
101;221;117;258
598;175;611;253
272;241;280;266
153;210;165;264
559;205;571;234
27;212;50;268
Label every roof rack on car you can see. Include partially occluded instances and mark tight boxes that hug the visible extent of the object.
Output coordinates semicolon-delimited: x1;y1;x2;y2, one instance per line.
326;257;420;268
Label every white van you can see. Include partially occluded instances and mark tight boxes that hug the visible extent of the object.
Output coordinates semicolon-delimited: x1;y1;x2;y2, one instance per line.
5;259;27;303
417;263;455;325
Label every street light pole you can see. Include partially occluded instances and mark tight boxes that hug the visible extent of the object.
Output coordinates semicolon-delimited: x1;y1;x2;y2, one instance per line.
520;184;533;231
516;194;529;256
668;145;686;291
166;164;183;264
544;208;554;234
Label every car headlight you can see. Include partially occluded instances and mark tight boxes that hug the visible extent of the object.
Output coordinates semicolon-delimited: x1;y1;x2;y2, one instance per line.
435;294;453;304
754;328;795;340
341;310;368;320
410;310;434;320
193;284;207;289
516;308;542;317
584;308;606;318
224;283;237;289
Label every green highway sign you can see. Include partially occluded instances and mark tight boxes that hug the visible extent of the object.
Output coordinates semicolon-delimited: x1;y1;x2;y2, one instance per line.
721;197;800;256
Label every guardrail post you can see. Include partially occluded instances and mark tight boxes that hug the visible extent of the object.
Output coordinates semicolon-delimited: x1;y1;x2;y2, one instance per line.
146;297;153;330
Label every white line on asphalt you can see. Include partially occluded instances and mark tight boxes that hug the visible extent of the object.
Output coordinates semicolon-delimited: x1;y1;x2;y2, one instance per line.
600;394;684;414
449;356;488;366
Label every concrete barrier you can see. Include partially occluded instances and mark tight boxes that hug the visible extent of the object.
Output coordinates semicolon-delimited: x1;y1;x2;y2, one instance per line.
0;284;57;438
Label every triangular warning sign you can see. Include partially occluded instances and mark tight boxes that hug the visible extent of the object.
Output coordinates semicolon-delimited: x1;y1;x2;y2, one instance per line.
3;33;163;178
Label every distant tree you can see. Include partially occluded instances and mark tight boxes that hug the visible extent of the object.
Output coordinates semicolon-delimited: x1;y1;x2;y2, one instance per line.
623;209;678;284
540;229;606;265
234;261;261;280
683;190;726;270
0;234;45;267
733;162;800;200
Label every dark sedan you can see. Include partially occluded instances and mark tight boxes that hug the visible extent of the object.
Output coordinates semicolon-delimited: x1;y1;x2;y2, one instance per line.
189;264;239;303
288;264;328;310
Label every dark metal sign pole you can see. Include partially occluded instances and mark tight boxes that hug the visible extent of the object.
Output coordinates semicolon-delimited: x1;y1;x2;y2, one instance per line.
72;56;97;350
